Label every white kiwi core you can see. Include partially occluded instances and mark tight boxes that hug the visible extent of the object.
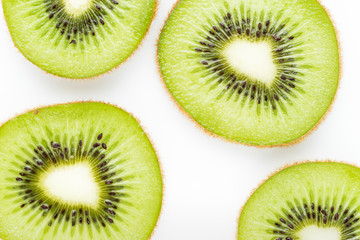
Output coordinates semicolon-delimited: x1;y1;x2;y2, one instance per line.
297;225;341;240
42;163;99;206
62;0;93;17
222;39;277;86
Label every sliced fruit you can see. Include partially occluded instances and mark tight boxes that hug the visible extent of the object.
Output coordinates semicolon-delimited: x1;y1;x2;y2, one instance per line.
158;0;340;146
3;0;156;78
238;162;360;240
0;102;162;240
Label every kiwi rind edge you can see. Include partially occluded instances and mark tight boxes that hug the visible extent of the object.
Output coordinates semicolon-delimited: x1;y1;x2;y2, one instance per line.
156;0;342;148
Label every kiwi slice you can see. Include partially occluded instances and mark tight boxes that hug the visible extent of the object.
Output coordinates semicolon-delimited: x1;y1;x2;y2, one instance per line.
2;0;156;78
0;102;162;239
238;162;360;240
158;0;340;146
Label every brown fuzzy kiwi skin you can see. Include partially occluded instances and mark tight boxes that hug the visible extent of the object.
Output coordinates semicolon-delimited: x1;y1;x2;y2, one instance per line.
156;0;342;148
1;0;159;81
235;160;354;240
0;101;164;240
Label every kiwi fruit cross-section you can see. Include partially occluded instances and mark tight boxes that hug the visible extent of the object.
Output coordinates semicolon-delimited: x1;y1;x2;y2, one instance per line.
2;0;156;78
238;162;360;240
0;102;162;240
158;0;340;146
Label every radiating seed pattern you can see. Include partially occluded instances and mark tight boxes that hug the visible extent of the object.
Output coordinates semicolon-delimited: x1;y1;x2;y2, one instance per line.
193;8;307;111
29;0;131;46
269;200;360;240
15;133;124;229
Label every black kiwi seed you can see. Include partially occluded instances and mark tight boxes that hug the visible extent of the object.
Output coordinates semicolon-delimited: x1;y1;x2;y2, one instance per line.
14;133;125;229
97;133;103;140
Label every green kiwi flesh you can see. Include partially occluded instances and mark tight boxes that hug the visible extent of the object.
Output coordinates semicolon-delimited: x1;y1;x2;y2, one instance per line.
238;162;360;240
0;102;162;240
2;0;156;78
158;0;339;146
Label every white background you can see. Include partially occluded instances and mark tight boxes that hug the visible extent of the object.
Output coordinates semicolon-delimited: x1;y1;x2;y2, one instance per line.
0;0;359;239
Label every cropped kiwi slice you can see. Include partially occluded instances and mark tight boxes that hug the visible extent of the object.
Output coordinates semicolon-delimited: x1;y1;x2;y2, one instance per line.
158;0;340;146
0;102;162;240
238;162;360;240
2;0;156;78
